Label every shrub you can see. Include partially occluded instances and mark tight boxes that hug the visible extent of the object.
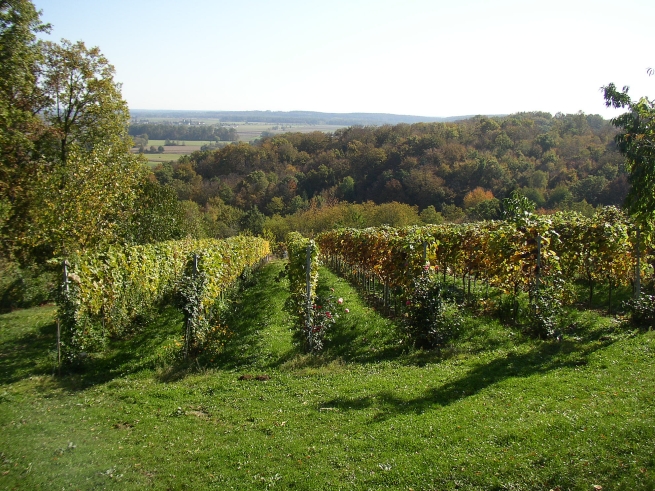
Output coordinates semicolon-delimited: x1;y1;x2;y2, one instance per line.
284;233;320;351
404;268;462;348
0;260;57;312
624;294;655;328
527;283;563;339
306;294;344;352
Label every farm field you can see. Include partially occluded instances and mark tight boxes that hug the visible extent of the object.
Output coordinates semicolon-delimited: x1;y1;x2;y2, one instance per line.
1;261;654;490
131;122;346;163
132;141;220;164
147;140;215;147
229;123;347;142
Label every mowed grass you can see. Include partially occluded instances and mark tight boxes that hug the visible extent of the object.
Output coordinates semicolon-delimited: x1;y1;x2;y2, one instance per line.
1;261;654;490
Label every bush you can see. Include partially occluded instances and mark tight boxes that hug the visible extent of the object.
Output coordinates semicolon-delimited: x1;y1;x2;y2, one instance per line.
624;294;655;328
527;283;563;339
306;293;344;352
404;269;462;348
0;260;57;312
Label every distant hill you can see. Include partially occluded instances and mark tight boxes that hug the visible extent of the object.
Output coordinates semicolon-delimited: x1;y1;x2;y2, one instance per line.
128;109;491;126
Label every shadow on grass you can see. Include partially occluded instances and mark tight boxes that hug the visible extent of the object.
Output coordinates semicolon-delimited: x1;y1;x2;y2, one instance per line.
205;260;299;371
320;336;616;421
316;269;407;364
55;306;185;390
1;261;295;389
0;316;57;384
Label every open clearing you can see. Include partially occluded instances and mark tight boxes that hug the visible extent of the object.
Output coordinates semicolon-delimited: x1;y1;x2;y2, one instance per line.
1;261;653;490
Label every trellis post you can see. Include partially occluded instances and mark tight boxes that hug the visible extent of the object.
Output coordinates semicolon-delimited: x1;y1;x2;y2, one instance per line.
305;244;313;349
57;260;70;374
535;234;541;291
635;226;641;299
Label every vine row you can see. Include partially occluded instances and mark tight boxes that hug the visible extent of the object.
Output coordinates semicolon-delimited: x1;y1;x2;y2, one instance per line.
285;232;320;350
58;236;270;362
318;207;647;312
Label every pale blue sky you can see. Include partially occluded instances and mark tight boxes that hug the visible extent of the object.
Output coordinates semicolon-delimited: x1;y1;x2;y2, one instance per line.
33;0;654;118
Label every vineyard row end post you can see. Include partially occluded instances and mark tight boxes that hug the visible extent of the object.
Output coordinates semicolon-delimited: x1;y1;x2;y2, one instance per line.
305;244;312;349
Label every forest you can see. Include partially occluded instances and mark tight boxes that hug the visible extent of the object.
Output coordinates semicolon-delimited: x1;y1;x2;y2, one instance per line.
147;111;628;241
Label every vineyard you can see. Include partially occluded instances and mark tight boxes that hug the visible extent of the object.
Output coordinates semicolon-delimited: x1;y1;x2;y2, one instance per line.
2;233;655;489
57;236;270;363
5;208;652;489
318;208;641;301
282;206;650;346
56;206;651;365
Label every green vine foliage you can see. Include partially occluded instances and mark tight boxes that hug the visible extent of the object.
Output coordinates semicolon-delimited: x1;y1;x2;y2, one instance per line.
285;232;320;351
318;208;647;336
176;236;271;354
319;209;643;299
58;236;270;363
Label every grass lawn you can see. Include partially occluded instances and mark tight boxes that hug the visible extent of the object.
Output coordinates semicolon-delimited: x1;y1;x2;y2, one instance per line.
1;261;654;490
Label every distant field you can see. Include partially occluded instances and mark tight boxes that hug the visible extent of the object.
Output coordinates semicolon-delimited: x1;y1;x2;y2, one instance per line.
147;139;214;147
131;123;347;163
232;123;346;142
131;121;347;142
142;153;187;166
132;140;225;164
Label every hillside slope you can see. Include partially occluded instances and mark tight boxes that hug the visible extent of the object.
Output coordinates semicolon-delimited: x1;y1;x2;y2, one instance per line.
0;261;653;490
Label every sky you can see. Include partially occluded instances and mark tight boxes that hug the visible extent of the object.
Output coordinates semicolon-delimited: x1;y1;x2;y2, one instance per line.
32;0;655;119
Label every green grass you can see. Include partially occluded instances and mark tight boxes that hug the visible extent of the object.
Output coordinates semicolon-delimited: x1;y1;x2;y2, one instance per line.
1;261;654;490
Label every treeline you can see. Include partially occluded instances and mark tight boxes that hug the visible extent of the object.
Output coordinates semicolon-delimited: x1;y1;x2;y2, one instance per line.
128;123;238;142
153;111;627;224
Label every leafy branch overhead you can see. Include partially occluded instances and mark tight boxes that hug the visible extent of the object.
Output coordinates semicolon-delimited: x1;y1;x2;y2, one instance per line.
602;82;655;225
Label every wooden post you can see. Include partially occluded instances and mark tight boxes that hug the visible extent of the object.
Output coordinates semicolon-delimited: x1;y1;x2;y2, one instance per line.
635;226;641;299
305;244;312;349
536;234;541;291
58;260;70;374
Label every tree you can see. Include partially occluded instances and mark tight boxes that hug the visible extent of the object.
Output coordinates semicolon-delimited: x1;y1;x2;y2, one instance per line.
502;190;536;221
419;205;444;224
602;83;655;223
21;38;145;259
239;206;266;236
41;39;130;165
463;187;494;209
26;142;146;257
126;180;185;245
0;0;50;255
